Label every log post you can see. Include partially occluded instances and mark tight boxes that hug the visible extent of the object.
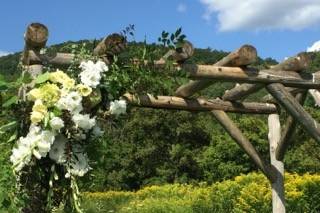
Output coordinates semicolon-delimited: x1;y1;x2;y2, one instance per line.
267;83;320;143
161;40;194;63
19;23;47;100
93;33;126;64
123;93;278;114
212;110;275;182
22;23;48;65
175;45;257;97
308;89;320;107
276;92;307;161
268;114;285;213
222;53;313;101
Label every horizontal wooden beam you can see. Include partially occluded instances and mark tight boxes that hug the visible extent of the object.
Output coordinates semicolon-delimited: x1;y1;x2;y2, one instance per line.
223;84;264;101
175;45;257;97
182;65;320;89
123;93;278;114
222;52;313;101
212;110;276;182
267;83;320;143
27;50;75;66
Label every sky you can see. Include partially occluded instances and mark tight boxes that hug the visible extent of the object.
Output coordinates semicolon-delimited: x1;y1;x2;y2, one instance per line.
1;0;320;61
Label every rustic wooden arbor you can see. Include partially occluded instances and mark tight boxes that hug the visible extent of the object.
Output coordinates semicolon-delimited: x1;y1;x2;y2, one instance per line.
21;23;320;213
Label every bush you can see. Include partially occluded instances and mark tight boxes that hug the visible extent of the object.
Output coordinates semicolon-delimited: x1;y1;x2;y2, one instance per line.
82;172;320;213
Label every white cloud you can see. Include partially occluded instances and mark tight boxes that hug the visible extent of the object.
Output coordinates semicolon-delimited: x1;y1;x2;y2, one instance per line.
307;40;320;52
200;0;320;31
177;3;187;13
0;50;11;57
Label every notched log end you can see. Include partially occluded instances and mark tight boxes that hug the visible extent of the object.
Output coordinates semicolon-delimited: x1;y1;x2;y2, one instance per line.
25;23;49;50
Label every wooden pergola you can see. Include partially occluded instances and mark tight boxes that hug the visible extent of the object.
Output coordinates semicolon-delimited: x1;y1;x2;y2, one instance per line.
21;23;320;213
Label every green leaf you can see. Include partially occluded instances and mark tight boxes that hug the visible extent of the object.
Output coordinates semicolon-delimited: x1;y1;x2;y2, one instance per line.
0;121;17;134
2;96;18;108
7;132;17;143
175;27;182;37
35;72;50;84
170;34;175;42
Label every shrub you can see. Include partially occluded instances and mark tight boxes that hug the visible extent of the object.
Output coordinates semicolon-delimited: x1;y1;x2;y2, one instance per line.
82;172;320;213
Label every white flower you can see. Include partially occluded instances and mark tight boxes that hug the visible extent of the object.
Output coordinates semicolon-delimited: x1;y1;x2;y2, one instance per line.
92;125;104;137
49;117;64;131
10;144;32;172
33;130;56;158
56;91;82;113
69;145;91;177
49;134;67;164
109;100;127;116
72;113;96;131
79;60;108;88
10;126;56;172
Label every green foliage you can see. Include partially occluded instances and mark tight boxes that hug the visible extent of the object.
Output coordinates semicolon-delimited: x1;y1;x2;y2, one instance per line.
80;173;320;213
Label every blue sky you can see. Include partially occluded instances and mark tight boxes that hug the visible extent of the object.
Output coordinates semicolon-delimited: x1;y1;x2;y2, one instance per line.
1;0;320;61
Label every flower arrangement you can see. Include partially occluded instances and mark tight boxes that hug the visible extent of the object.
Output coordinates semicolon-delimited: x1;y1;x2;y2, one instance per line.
10;60;127;212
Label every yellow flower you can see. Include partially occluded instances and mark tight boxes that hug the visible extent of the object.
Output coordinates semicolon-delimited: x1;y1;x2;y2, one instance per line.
27;88;42;101
39;83;60;106
76;84;92;97
63;78;75;90
49;70;71;84
30;111;45;124
32;100;47;115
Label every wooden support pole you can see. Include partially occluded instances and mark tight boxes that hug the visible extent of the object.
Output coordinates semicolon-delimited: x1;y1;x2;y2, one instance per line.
181;65;320;89
308;89;320;107
275;92;307;161
93;33;126;64
268;114;285;213
262;88;305;103
161;41;194;63
222;52;313;101
212;110;275;182
223;84;264;101
175;45;257;97
123;93;278;114
22;23;49;64
267;83;320;143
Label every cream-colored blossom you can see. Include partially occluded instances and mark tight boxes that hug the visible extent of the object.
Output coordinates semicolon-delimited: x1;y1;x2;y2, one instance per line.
49;70;71;84
76;84;92;97
30;111;45;124
27;88;42;101
32;100;47;115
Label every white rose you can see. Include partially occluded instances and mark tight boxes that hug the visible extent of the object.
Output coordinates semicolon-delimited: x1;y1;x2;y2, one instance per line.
50;117;64;131
72;113;96;130
109;100;127;116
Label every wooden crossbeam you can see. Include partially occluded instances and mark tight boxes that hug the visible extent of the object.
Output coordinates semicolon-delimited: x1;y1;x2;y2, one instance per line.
123;93;278;114
27;50;75;66
181;65;320;89
212;110;276;182
275;92;307;161
222;53;313;101
223;84;264;101
267;83;320;143
175;45;257;97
